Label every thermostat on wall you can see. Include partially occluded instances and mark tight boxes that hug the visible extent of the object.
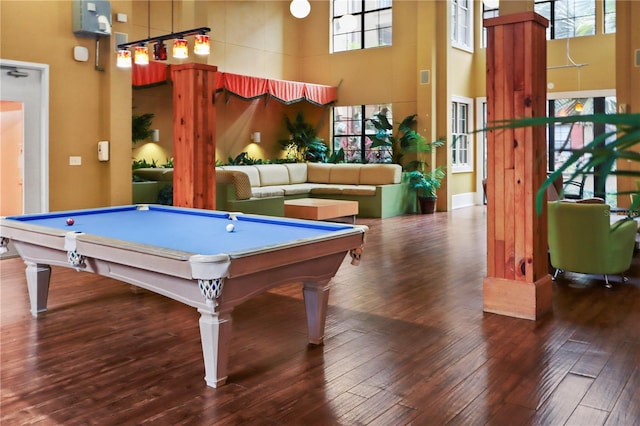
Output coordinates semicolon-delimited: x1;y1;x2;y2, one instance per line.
73;46;89;62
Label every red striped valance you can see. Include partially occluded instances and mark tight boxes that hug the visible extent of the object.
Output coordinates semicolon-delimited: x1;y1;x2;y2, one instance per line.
132;63;337;105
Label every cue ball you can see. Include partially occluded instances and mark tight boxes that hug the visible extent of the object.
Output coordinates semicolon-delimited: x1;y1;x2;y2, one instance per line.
66;218;75;226
226;223;235;232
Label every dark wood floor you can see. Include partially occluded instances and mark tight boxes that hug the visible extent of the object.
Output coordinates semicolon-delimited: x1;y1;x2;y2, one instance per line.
1;206;639;425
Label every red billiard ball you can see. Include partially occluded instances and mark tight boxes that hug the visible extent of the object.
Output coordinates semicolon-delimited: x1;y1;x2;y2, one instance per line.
66;218;75;226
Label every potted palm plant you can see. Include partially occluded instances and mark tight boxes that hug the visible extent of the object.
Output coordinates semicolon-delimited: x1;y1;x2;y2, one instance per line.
407;167;446;214
369;113;446;213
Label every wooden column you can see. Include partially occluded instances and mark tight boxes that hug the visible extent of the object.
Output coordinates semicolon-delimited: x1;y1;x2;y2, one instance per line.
483;12;552;320
171;64;217;209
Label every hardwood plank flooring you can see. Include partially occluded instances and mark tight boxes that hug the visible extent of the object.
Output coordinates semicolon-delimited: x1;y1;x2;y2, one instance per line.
2;206;639;425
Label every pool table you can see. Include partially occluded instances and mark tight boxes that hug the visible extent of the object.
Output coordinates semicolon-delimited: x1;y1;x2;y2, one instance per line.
0;204;367;388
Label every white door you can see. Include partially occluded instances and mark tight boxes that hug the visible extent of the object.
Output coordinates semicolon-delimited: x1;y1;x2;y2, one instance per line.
0;60;49;215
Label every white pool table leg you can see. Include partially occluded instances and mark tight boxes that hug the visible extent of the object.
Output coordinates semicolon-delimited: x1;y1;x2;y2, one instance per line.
302;279;332;345
25;261;51;317
198;308;233;388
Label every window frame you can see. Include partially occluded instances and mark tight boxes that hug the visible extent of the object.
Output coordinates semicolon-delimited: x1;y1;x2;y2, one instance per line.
452;0;474;53
482;0;602;46
331;0;393;54
451;95;474;173
332;104;393;164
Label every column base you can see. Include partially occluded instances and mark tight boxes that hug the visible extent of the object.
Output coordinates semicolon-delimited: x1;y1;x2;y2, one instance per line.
483;274;553;320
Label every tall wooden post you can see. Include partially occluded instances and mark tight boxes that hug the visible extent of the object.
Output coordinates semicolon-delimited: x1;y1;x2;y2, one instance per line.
171;63;217;210
483;12;552;320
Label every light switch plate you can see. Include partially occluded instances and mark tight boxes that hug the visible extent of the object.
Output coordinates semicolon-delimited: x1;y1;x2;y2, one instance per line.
69;156;82;166
73;46;89;62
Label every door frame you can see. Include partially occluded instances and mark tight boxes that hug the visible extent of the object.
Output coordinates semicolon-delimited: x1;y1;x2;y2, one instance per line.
0;59;49;213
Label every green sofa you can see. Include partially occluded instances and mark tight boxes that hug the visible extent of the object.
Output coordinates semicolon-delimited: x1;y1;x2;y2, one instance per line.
215;163;412;218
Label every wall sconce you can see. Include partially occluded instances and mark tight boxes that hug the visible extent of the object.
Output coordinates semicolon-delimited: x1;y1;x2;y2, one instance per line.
251;132;261;143
151;129;160;142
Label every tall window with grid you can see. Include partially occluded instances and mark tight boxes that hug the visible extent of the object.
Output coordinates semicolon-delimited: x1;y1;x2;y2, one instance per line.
482;0;605;45
331;0;392;53
451;97;473;173
452;0;473;51
332;104;393;163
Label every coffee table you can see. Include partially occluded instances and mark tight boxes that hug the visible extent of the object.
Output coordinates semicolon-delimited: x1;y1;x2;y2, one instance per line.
284;198;359;222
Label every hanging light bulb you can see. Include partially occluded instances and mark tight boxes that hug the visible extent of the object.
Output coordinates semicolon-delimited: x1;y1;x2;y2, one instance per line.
154;42;168;60
340;14;357;32
575;101;583;113
134;45;149;65
290;0;311;19
173;38;189;59
194;34;210;55
116;49;132;68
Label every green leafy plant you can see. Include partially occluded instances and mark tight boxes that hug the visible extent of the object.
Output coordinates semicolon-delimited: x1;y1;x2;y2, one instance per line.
279;112;328;162
225;152;265;165
407;167;446;199
132;113;155;144
369;113;446;199
369;113;445;170
487;113;640;215
132;158;158;169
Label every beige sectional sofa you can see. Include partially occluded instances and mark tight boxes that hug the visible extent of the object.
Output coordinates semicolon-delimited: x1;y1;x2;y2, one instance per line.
216;163;411;218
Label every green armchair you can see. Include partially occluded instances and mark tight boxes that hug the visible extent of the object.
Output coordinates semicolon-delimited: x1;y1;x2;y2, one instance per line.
548;201;637;288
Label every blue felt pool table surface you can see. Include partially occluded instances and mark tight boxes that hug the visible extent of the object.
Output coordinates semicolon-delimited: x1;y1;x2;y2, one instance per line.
5;205;354;256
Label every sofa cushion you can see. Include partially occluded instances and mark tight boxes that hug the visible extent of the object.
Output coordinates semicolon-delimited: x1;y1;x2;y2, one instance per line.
284;163;308;184
220;166;261;187
307;163;333;183
255;164;290;186
329;164;362;185
342;186;377;196
310;185;348;195
360;164;402;185
251;186;285;198
281;183;315;196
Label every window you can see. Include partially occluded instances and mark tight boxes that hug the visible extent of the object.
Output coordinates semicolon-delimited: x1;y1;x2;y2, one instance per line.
482;0;603;45
331;0;392;53
452;0;473;51
547;95;618;204
603;0;616;34
451;96;473;173
536;0;596;39
332;104;392;163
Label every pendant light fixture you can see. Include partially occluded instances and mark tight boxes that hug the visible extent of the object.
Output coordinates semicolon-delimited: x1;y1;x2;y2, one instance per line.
173;38;189;59
153;42;167;61
134;45;149;65
116;49;132;68
194;33;210;55
290;0;311;19
116;0;211;68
